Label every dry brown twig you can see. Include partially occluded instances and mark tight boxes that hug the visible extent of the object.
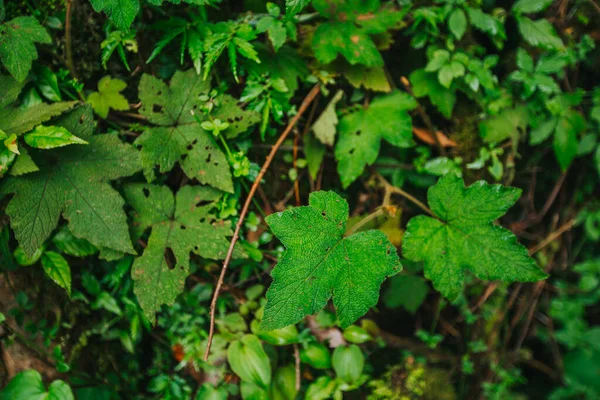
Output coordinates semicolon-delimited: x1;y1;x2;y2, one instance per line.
203;84;321;362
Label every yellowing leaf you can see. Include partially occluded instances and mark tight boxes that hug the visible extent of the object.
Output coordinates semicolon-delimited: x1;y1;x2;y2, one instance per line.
87;76;129;119
312;90;343;146
24;125;88;149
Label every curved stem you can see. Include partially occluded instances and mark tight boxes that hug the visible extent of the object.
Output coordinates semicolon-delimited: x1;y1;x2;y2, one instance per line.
203;84;321;362
377;173;435;217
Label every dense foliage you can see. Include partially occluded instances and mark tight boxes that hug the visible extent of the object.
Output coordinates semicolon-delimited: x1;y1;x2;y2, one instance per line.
0;0;599;398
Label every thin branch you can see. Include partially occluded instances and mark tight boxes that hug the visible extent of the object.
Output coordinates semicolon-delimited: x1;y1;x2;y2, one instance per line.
293;344;301;391
528;219;575;255
203;84;321;362
377;173;435;217
65;0;77;80
344;208;387;237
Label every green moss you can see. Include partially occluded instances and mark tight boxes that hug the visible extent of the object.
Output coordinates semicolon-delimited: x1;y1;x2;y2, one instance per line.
368;358;457;400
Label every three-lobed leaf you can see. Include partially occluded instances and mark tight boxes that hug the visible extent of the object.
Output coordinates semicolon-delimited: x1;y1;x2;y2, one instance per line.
402;174;547;300
136;70;258;192
124;183;244;322
335;91;416;188
261;191;401;331
87;76;129;119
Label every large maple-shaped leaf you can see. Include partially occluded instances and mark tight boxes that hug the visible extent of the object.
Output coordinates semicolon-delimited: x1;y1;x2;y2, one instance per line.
335;91;416;188
124;183;243;322
261;191;401;331
0;16;51;82
89;0;140;31
1;106;141;257
311;0;405;67
136;70;257;192
402;174;547;300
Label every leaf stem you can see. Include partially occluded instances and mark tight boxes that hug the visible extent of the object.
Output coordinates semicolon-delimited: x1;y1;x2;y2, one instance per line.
344;208;387;237
377;173;435;217
203;83;321;362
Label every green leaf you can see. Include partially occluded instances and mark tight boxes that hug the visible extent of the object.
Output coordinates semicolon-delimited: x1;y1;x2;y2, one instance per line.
513;0;553;14
136;70;235;192
402;174;547;300
24;125;88;149
448;9;467;40
313;22;383;67
270;365;298;400
228;334;272;389
516;48;534;73
312;89;343;146
89;0;139;31
335;91;416;188
13;245;44;266
311;0;405;67
261;191;401;330
479;106;529;144
343;325;372;343
332;344;364;384
383;274;429;313
409;69;456;119
9;147;39;176
1;106;141;257
87;76;129;119
52;227;98;257
0;75;77;136
286;0;310;15
0;370;74;400
300;342;331;369
517;17;564;50
41;251;72;297
304;132;325;180
124;183;243;322
0;17;51;82
305;376;336;400
553;112;583;171
336;63;392;92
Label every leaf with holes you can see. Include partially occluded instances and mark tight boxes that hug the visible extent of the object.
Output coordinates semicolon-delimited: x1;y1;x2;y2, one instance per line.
1;106;141;258
124;183;245;322
402;174;547;300
311;0;405;67
0;16;51;82
136;69;257;192
335;91;416;188
261;191;401;331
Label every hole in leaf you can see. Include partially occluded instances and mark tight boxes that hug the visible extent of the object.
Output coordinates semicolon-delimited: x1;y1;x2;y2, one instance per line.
349;149;355;155
321;211;326;216
142;188;150;198
180;225;187;230
196;200;211;207
355;130;361;136
153;104;163;113
205;153;212;163
164;247;176;270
